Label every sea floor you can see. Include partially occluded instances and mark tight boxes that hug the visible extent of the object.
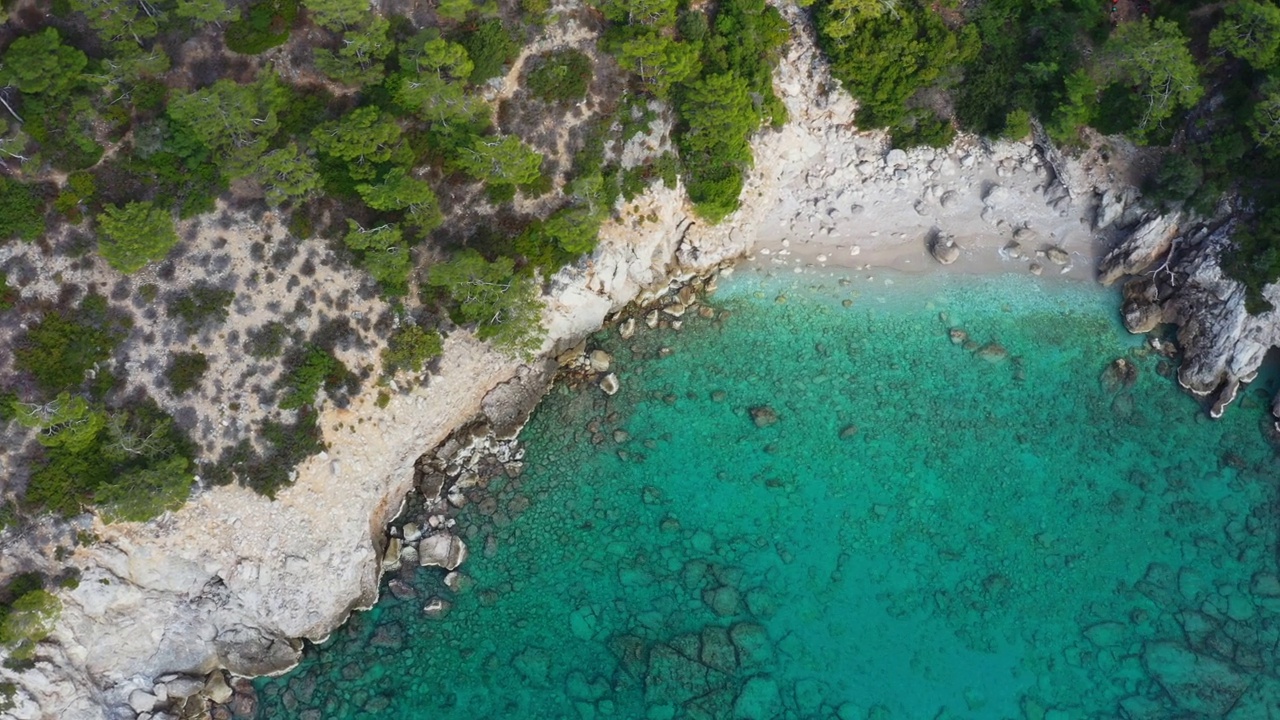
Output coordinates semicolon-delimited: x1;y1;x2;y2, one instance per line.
253;270;1280;720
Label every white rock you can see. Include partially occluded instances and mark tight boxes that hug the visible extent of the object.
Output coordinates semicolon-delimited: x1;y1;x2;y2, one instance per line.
418;534;468;570
128;690;157;714
401;522;423;543
618;318;637;339
600;373;620;395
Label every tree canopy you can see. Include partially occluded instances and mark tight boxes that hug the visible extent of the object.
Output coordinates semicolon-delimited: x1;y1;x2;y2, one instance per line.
167;74;287;176
96;201;180;273
1210;0;1280;70
455;135;543;187
427;250;545;357
0;28;87;95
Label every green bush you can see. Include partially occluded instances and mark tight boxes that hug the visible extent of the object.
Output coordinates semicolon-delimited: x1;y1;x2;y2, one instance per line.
0;178;46;242
427;250;546;357
1223;206;1280;314
245;321;291;358
279;345;355;409
524;50;592;102
206;412;326;498
0;589;59;661
0;273;17;312
167;284;235;331
382;323;444;375
97;201;180;273
14;294;126;396
456;20;520;84
167;352;209;395
225;0;298;54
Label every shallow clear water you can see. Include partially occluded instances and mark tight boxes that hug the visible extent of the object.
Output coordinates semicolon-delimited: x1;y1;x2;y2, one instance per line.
254;271;1280;720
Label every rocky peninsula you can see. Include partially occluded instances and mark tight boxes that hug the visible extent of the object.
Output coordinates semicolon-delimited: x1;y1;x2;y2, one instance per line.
2;4;1278;720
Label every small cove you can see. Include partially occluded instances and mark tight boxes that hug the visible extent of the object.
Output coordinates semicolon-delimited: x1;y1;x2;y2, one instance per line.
253;270;1280;719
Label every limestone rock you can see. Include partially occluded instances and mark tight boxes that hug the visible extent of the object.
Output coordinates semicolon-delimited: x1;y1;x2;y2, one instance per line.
930;236;961;265
418;533;468;570
1098;213;1181;286
128;690;157;714
588;350;612;373
975;343;1008;363
618;317;637;339
599;373;620;396
734;676;782;720
161;676;204;700
1045;246;1070;265
204;673;234;705
422;597;451;620
1251;572;1280;597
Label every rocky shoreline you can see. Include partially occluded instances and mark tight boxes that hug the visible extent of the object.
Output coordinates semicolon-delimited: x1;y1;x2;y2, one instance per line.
5;3;1280;718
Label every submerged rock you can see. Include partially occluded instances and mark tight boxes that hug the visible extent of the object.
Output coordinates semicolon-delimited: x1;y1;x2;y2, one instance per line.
749;406;779;428
1142;642;1249;716
974;343;1008;363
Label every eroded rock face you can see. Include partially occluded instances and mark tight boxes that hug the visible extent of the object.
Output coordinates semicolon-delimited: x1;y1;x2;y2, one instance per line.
1110;218;1280;418
1098;213;1182;286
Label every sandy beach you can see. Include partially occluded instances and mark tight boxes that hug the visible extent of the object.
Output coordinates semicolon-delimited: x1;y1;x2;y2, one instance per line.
740;136;1118;284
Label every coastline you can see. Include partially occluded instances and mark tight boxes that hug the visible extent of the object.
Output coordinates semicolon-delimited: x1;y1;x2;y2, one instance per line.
9;1;1275;718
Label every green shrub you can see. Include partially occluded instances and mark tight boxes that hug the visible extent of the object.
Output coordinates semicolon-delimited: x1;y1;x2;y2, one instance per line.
382;323;444;375
245;321;290;358
0;178;45;242
167;352;209;395
206;412;326;498
1144;152;1204;210
427;250;546;357
94;455;193;523
524;50;592;102
456;20;520;84
1223;206;1280;314
97;201;180;273
14;294;126;396
0;589;59;661
0;273;17;312
167;284;234;331
279;345;354;409
225;0;298;54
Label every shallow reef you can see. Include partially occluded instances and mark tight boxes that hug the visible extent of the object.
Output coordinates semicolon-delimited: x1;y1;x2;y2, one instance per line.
254;271;1280;720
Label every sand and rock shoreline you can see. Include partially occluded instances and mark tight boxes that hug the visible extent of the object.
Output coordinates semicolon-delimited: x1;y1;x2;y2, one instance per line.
4;2;1279;718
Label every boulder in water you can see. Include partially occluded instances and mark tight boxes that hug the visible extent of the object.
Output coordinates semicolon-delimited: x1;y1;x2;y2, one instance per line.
975;343;1008;363
418;533;468;570
749;406;779;428
589;350;612;373
600;373;620;396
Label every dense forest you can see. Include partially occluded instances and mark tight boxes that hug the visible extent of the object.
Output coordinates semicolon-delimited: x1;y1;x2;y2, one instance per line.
0;0;1276;641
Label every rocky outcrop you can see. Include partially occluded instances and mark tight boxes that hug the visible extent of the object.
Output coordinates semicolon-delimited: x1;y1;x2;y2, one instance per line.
1098;213;1182;286
1106;215;1280;421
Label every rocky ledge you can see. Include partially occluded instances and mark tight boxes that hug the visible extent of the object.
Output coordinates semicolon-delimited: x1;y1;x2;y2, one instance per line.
1100;208;1280;425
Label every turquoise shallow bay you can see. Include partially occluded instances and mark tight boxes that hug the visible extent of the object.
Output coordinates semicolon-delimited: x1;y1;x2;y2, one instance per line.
254;271;1280;720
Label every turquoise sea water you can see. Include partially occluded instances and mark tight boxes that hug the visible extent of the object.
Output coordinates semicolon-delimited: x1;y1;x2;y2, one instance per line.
253;271;1280;720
